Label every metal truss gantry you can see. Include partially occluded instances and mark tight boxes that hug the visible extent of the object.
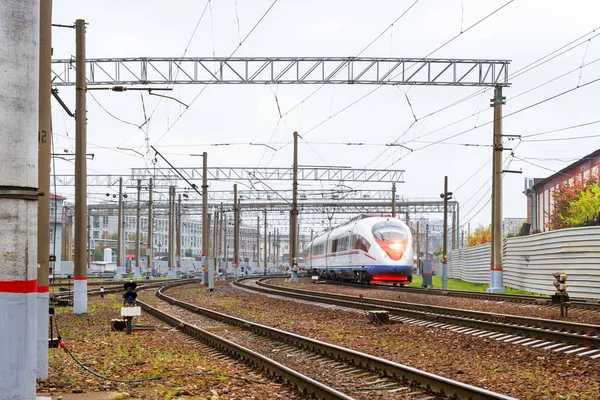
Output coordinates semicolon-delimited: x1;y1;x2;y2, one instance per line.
51;167;405;187
88;200;458;216
51;57;510;87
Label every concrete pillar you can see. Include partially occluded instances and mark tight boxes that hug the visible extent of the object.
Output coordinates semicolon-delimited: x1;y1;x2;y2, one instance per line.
0;0;40;398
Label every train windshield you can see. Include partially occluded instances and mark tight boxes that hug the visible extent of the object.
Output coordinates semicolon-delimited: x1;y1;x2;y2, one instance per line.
372;221;408;242
372;220;408;261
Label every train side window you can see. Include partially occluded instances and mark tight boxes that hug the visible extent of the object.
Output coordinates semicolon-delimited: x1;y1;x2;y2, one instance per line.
353;234;371;252
331;239;338;253
339;236;350;251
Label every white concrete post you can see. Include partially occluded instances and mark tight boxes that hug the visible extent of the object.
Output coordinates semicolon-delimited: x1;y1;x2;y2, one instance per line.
0;0;40;398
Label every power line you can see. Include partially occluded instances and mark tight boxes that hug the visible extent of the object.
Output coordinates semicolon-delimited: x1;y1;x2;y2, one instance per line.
153;0;280;146
385;75;600;169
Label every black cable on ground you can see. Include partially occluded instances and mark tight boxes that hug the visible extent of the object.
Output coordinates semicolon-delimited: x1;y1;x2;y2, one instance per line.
59;340;268;385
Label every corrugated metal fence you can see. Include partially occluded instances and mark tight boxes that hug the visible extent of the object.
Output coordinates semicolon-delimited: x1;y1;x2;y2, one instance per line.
447;226;600;297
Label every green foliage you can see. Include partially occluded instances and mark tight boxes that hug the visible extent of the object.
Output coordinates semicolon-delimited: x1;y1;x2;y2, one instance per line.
548;172;600;230
466;224;491;247
565;183;600;227
93;247;104;261
184;248;193;257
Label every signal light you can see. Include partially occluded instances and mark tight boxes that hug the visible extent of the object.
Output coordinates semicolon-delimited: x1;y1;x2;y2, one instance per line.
552;272;567;294
123;281;137;305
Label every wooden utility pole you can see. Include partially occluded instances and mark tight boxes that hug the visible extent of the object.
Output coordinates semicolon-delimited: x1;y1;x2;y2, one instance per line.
74;18;87;314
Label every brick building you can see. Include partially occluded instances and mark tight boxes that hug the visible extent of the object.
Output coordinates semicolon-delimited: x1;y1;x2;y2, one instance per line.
524;149;600;232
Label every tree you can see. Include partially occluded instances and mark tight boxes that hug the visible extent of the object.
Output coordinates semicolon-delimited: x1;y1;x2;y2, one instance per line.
565;183;600;227
94;247;104;261
466;224;491;247
184;248;193;257
548;172;600;230
108;232;118;240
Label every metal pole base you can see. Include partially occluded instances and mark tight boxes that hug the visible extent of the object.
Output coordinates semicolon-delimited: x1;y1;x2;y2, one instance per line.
291;270;299;283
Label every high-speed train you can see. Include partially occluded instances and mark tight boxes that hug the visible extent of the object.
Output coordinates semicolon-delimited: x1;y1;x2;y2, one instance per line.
305;216;413;285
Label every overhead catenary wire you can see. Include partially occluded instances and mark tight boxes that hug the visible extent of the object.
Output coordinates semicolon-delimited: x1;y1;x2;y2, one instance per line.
383;75;600;170
153;0;280;147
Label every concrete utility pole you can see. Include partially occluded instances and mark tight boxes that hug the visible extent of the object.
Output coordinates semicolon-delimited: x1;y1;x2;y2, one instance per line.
263;210;267;275
391;182;396;217
213;211;218;258
168;186;175;271
416;221;420;276
290;131;299;281
256;215;260;270
451;212;456;250
202;152;208;257
177;194;182;271
148;177;153;274
74;18;87;314
489;86;506;293
425;222;429;260
233;184;239;278
0;0;39;396
441;176;452;290
135;179;141;274
37;0;52;380
117;177;123;268
87;206;91;270
276;228;280;269
223;211;227;271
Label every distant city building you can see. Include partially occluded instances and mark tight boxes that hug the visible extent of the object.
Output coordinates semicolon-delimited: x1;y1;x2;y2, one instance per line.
524;148;600;232
49;194;66;272
503;218;526;236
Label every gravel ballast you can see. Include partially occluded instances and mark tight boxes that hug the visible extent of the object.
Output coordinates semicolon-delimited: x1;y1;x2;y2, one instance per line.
270;278;600;325
39;291;299;399
165;282;600;400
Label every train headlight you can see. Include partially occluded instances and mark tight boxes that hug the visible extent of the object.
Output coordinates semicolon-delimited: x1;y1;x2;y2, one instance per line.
389;242;403;250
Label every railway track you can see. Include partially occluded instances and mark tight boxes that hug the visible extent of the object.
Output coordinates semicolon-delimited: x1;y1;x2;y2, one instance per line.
50;278;199;302
138;281;515;400
236;277;600;358
326;280;600;311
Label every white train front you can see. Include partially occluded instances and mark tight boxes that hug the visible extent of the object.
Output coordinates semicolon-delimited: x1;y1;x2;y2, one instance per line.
305;216;413;285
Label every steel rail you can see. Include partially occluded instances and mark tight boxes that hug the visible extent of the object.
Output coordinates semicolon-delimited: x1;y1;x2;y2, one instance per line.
50;278;200;302
136;299;353;400
341;281;600;312
158;281;516;400
243;278;600;348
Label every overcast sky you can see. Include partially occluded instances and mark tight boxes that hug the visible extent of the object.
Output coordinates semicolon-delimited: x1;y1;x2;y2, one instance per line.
50;0;600;233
